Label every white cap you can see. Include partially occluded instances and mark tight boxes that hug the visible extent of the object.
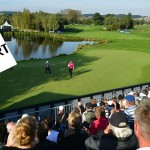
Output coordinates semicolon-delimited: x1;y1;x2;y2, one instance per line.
46;61;48;63
59;106;64;111
128;91;134;95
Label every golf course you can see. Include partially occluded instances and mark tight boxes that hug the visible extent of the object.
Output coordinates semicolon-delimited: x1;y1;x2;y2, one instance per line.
0;24;150;111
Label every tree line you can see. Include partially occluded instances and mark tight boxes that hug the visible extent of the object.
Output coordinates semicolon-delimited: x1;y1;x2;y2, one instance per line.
0;8;146;32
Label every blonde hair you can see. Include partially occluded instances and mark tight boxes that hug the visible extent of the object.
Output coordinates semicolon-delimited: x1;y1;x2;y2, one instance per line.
95;106;103;118
67;111;81;129
14;116;37;146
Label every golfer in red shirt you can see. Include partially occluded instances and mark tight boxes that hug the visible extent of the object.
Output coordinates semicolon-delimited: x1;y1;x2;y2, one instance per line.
68;61;74;78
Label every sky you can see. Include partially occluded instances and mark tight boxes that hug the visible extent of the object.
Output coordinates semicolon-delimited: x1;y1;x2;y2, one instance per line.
0;0;150;16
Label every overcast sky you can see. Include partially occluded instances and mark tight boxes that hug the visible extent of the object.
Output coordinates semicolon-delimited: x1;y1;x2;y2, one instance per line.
0;0;149;16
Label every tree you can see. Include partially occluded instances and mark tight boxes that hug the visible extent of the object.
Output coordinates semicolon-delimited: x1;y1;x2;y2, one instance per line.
66;9;81;24
93;13;104;25
119;13;134;29
21;8;31;30
48;14;59;32
104;15;119;30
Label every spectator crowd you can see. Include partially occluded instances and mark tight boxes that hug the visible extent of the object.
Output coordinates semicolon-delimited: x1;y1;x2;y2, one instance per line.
0;87;150;150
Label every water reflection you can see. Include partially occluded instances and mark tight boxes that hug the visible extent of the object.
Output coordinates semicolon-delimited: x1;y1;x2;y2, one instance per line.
6;36;94;61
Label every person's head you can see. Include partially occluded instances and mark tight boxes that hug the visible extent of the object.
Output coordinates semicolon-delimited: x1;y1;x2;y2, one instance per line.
77;101;82;107
7;121;15;133
95;106;104;119
90;99;97;105
46;61;48;64
124;95;135;106
32;114;38;122
73;107;81;114
58;105;64;113
103;99;108;106
118;95;123;100
85;102;92;110
67;111;82;129
14;116;37;146
134;100;150;147
133;92;139;97
141;88;149;96
109;112;132;139
112;97;117;102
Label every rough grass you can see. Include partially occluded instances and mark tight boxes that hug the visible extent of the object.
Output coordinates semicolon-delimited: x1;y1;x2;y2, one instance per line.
0;24;150;111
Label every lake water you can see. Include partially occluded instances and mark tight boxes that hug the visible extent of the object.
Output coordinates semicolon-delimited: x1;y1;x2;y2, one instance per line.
5;36;94;61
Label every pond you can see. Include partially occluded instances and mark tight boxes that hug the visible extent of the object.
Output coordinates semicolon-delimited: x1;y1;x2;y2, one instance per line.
5;36;95;61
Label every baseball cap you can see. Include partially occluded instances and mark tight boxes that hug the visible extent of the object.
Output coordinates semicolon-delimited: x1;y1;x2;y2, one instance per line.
109;112;128;128
124;95;135;102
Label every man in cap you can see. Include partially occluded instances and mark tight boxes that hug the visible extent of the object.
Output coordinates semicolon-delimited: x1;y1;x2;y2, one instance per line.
85;112;138;150
55;105;67;132
124;95;137;130
45;60;52;75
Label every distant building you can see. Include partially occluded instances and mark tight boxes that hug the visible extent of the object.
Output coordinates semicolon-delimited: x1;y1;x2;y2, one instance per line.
0;21;13;32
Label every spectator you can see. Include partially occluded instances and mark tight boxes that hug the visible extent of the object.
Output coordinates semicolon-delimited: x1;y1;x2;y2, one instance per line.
77;101;85;114
118;95;125;109
2;116;37;150
35;121;57;150
134;100;150;149
58;111;88;150
90;98;97;110
73;107;81;115
89;106;109;135
133;91;140;101
85;112;138;150
124;95;137;130
82;102;96;124
55;106;67;132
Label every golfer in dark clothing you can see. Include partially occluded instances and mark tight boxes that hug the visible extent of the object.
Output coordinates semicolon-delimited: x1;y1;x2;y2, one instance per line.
68;61;74;78
45;61;52;75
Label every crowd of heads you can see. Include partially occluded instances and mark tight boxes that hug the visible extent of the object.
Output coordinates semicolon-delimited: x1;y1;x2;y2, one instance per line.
0;87;150;150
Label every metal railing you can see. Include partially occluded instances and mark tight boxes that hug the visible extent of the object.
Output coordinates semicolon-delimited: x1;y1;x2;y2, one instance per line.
0;82;149;123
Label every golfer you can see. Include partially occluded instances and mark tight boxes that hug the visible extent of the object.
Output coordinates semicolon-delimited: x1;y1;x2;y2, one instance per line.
68;61;74;78
45;61;52;75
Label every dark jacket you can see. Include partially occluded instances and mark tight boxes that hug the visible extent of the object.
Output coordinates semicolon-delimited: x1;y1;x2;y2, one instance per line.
85;130;138;150
0;146;36;150
35;139;57;150
58;128;88;150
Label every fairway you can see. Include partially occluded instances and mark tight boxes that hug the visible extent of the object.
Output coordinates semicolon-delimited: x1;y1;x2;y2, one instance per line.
0;25;150;111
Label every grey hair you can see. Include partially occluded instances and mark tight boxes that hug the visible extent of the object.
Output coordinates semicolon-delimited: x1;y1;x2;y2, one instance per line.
135;100;150;139
109;124;132;139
